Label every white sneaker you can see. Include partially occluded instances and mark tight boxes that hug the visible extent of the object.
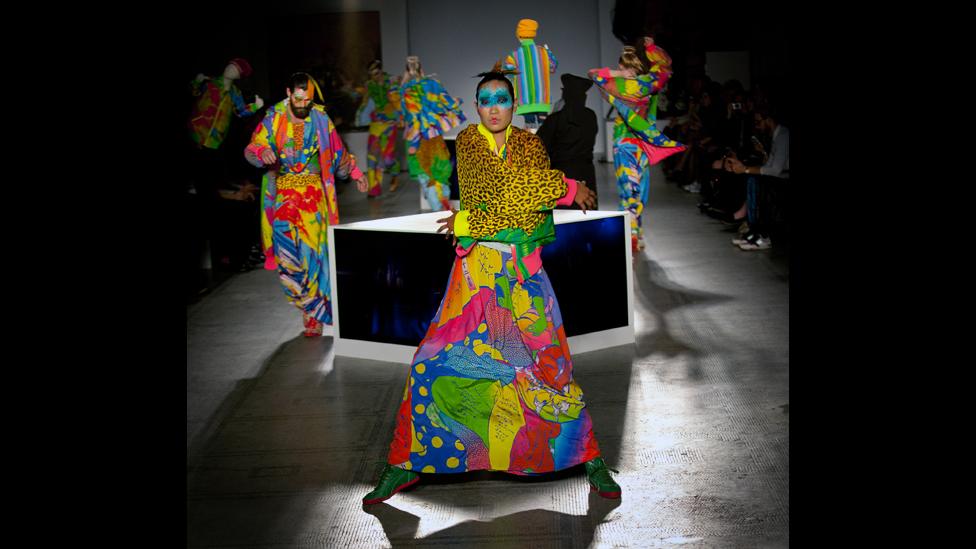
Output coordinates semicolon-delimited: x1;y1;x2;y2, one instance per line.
732;232;753;246
682;181;701;193
738;235;772;250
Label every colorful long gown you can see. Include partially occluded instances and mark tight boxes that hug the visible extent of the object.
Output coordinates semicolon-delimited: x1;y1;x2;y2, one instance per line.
244;101;357;325
356;73;402;197
386;123;602;475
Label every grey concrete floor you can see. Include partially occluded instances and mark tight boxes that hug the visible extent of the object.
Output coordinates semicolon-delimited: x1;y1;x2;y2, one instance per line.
187;160;789;548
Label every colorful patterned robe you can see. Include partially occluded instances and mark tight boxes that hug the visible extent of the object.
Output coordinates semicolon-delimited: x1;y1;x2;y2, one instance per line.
386;123;602;475
356;73;402;196
244;100;356;324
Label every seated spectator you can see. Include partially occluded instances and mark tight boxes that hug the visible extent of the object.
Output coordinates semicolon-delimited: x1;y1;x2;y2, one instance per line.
724;105;790;250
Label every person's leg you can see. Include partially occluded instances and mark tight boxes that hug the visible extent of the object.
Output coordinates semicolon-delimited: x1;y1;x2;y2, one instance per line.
636;146;650;250
366;123;383;197
365;251;489;505
614;139;643;254
745;175;759;226
419;136;453;211
432;137;454;210
699;157;725;209
682;145;702;192
737;176;777;250
393;125;407;191
271;178;333;334
523;268;620;497
720;172;748;214
729;176;756;244
381;123;400;191
754;175;785;240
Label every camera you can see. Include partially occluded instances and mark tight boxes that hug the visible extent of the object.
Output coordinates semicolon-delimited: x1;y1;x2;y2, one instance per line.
731;102;742;110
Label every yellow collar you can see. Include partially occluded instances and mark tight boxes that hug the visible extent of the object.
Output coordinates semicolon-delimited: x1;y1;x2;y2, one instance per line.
477;123;512;156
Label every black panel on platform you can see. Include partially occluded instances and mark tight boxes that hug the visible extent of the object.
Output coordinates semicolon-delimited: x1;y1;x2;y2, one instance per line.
334;230;456;346
333;215;627;346
541;216;628;337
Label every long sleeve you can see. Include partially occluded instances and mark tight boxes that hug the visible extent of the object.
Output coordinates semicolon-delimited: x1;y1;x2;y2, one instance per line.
588;67;682;149
588;43;672;100
644;43;673;94
230;85;261;117
356;96;375;126
760;127;790;178
545;45;558;73
588;68;655;106
325;116;351;178
322;116;363;181
431;78;463;114
400;77;465;148
244;113;274;167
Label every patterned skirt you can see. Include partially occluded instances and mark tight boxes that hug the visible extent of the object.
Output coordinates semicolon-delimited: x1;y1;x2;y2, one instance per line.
387;244;601;474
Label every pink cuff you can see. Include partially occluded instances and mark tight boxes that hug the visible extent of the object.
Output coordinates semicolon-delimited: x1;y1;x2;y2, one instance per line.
263;248;277;271
515;247;544;284
349;163;364;181
246;143;269;160
556;177;578;206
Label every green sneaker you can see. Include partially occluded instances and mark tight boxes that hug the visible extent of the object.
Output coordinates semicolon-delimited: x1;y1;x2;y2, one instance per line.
362;464;420;505
584;457;621;499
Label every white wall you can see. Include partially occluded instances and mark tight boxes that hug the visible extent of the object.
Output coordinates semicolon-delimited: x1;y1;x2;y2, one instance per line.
403;0;621;157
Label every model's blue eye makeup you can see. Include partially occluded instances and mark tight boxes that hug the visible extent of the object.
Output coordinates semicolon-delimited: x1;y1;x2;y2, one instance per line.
478;89;513;109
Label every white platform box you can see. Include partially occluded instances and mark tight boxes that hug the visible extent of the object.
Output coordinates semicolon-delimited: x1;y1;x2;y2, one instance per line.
328;210;635;364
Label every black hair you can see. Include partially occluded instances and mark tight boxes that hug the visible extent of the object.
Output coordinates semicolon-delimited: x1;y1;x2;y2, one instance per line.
288;72;312;92
474;71;514;102
754;103;783;124
287;72;320;103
